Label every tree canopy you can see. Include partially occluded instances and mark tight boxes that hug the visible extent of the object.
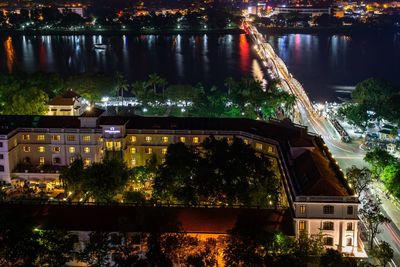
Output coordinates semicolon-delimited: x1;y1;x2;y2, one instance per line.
153;136;281;206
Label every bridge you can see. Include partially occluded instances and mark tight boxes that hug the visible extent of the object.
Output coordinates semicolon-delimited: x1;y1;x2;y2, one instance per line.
242;21;364;160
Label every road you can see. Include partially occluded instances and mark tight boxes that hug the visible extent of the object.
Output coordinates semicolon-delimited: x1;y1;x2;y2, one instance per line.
244;21;400;265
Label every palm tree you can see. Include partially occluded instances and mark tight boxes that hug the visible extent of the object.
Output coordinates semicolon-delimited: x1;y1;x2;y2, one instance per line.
115;73;129;109
148;73;162;94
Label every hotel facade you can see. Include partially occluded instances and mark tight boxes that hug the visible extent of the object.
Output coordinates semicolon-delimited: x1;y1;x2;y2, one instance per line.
0;110;365;257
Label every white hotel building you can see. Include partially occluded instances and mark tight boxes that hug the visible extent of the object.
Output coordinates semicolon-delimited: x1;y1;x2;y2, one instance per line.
0;109;366;257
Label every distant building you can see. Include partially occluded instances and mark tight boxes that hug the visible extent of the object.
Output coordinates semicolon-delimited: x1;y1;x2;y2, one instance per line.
47;90;85;116
0;114;366;257
275;6;332;16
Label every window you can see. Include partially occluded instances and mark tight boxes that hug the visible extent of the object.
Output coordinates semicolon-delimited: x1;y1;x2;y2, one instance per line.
84;147;90;153
130;147;137;154
70;157;75;164
53;146;61;153
106;141;113;150
323;205;334;214
193;137;199;144
346;238;352;246
130;136;137;143
299;220;306;231
23;146;30;152
347;206;354;215
268;146;274;153
53;157;61;164
162;148;167;155
145;136;152;142
37;135;45;141
145;148;152;154
67;135;75;142
24;157;31;163
84;158;91;166
38;146;45;153
22;134;30;141
39;157;45;165
0;165;4;172
0;154;3;160
69;147;75;153
346;222;353;231
323;237;334;246
322;221;334;230
243;139;249;145
299;205;306;214
131;159;136;167
52;135;61;141
82;135;91;142
0;142;2;147
255;143;263;150
162;136;169;143
179;137;186;143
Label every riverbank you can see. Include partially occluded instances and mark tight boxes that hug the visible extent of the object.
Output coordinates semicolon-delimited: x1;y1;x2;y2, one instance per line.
258;25;400;34
0;27;244;36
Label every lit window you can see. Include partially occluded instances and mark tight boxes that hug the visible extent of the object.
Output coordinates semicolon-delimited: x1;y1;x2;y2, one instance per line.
145;136;152;142
162;148;167;154
39;157;45;165
53;146;61;153
322;221;334;230
299;220;306;231
52;135;61;141
193;137;199;144
346;222;353;231
243;139;249;145
23;146;30;152
255;143;263;150
69;147;75;153
22;134;30;141
179;137;186;143
37;135;45;141
347;206;354;215
299;205;306;214
84;147;90;153
323;237;334;246
145;148;152;154
67;135;75;142
323;205;334;214
131;159;136;166
268;146;274;153
130;147;137;154
38;146;45;153
84;158;91;166
70;157;75;164
82;135;91;142
161;158;166;164
130;136;137;143
346;238;352;246
162;136;169;143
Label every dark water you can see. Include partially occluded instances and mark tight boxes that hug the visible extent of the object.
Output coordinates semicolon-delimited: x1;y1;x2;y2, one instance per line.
265;31;400;102
1;32;400;101
0;34;263;89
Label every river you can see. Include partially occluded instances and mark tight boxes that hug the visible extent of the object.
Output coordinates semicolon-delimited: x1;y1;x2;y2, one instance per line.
0;31;399;102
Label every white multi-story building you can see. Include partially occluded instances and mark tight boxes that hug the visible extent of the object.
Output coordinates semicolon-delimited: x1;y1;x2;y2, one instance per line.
0;111;365;257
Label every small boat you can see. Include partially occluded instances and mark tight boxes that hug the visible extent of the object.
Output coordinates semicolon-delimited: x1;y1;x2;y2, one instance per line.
94;43;107;50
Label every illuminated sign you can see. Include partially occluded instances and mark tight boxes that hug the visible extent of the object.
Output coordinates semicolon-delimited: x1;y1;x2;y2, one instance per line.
104;127;120;134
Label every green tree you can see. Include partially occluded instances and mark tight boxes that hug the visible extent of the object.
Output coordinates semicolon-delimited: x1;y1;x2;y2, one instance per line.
370;241;394;267
123;191;146;204
338;103;370;130
359;197;391;249
83;158;130;202
381;163;400;198
364;148;396;177
346;166;372;196
4;87;49;115
60;157;85;193
79;231;110;267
